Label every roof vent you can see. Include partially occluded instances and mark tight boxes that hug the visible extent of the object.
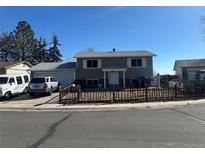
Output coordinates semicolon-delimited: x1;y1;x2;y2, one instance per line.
112;48;116;52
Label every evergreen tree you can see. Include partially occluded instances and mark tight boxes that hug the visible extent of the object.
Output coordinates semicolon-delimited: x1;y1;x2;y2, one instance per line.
0;32;16;61
14;21;36;63
32;37;49;65
48;34;62;62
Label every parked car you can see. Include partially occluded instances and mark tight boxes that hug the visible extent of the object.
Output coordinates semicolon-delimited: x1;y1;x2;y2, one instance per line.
28;76;59;96
0;74;30;99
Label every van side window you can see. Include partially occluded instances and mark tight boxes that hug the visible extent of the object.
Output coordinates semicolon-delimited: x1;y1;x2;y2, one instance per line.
23;75;29;83
9;77;15;84
50;77;57;82
16;76;23;85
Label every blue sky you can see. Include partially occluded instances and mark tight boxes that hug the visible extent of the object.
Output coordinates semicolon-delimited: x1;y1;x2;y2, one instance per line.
0;6;204;74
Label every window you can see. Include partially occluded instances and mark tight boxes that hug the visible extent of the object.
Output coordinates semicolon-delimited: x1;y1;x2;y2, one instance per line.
9;77;15;84
195;72;200;80
131;59;143;67
16;76;23;85
87;60;98;68
195;72;205;80
86;79;99;87
23;75;29;83
50;77;57;82
30;78;45;84
131;78;137;85
0;77;8;85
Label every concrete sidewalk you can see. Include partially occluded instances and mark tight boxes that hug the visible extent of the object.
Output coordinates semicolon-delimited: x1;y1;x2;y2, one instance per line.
0;98;205;112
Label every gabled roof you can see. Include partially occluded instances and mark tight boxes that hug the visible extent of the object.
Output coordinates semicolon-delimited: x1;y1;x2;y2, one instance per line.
74;50;156;58
0;61;32;69
29;62;76;71
174;59;205;70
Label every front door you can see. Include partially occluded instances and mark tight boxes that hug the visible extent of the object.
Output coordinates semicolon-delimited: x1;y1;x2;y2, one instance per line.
109;71;119;85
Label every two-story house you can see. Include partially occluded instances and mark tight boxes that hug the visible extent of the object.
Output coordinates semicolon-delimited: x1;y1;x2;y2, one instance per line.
74;49;156;88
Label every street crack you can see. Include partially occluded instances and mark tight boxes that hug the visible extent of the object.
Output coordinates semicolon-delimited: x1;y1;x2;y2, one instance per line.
28;114;71;148
170;109;205;124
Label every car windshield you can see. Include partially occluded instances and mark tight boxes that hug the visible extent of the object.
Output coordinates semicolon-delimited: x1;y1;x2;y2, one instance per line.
30;78;45;84
0;77;8;84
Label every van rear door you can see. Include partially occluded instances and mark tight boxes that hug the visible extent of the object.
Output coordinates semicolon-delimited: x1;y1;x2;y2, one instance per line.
16;76;24;93
8;77;18;94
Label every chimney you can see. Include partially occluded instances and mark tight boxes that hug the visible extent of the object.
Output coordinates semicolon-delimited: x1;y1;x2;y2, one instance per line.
112;48;116;52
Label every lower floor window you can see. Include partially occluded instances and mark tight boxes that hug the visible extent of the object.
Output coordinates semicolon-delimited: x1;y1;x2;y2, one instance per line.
86;79;99;87
195;72;205;80
131;78;137;85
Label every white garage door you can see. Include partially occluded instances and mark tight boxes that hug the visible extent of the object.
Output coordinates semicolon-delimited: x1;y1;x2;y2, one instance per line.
33;70;75;86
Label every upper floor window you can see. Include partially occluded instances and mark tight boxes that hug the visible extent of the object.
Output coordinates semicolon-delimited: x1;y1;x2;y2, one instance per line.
87;60;98;68
131;59;143;67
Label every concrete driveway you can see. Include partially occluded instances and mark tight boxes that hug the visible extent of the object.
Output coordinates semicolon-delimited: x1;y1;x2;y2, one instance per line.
0;92;59;108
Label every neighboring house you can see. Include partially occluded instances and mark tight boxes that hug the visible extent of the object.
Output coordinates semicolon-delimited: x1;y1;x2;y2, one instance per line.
74;49;156;88
29;62;76;86
174;59;205;87
0;61;32;75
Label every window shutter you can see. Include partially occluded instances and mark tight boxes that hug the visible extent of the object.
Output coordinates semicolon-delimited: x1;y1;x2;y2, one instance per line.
127;58;131;68
83;59;87;69
142;58;147;67
98;59;102;68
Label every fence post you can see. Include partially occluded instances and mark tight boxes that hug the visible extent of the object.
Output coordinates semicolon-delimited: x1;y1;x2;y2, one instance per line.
175;85;178;98
193;87;195;97
204;87;205;98
77;90;80;103
145;86;148;101
59;86;62;102
112;90;115;103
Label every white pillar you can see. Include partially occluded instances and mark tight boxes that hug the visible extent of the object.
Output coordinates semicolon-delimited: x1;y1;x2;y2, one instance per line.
104;71;106;89
123;71;125;88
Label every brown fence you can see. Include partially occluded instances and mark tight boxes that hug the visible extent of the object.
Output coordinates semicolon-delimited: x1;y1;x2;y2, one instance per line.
59;86;205;104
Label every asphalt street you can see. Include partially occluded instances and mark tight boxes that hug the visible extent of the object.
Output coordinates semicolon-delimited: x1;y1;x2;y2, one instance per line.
1;104;205;148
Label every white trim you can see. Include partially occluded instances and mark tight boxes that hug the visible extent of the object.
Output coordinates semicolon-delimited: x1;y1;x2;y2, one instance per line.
98;59;102;68
142;58;147;67
102;68;127;72
83;59;87;69
127;58;131;68
30;69;76;71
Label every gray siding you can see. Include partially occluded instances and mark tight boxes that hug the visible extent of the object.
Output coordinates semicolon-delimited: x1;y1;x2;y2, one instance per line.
76;57;153;80
102;57;127;68
126;57;153;78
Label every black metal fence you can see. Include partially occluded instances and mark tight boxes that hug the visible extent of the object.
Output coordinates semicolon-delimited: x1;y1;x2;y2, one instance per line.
59;86;205;104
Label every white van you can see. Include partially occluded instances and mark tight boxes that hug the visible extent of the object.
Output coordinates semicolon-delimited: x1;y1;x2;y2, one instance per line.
0;74;30;99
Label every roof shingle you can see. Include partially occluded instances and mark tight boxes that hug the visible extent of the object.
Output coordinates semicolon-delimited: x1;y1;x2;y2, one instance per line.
174;59;205;70
0;61;32;68
29;62;76;71
74;50;156;58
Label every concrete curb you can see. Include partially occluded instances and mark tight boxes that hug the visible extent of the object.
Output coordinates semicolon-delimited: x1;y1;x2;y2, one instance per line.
0;99;205;112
